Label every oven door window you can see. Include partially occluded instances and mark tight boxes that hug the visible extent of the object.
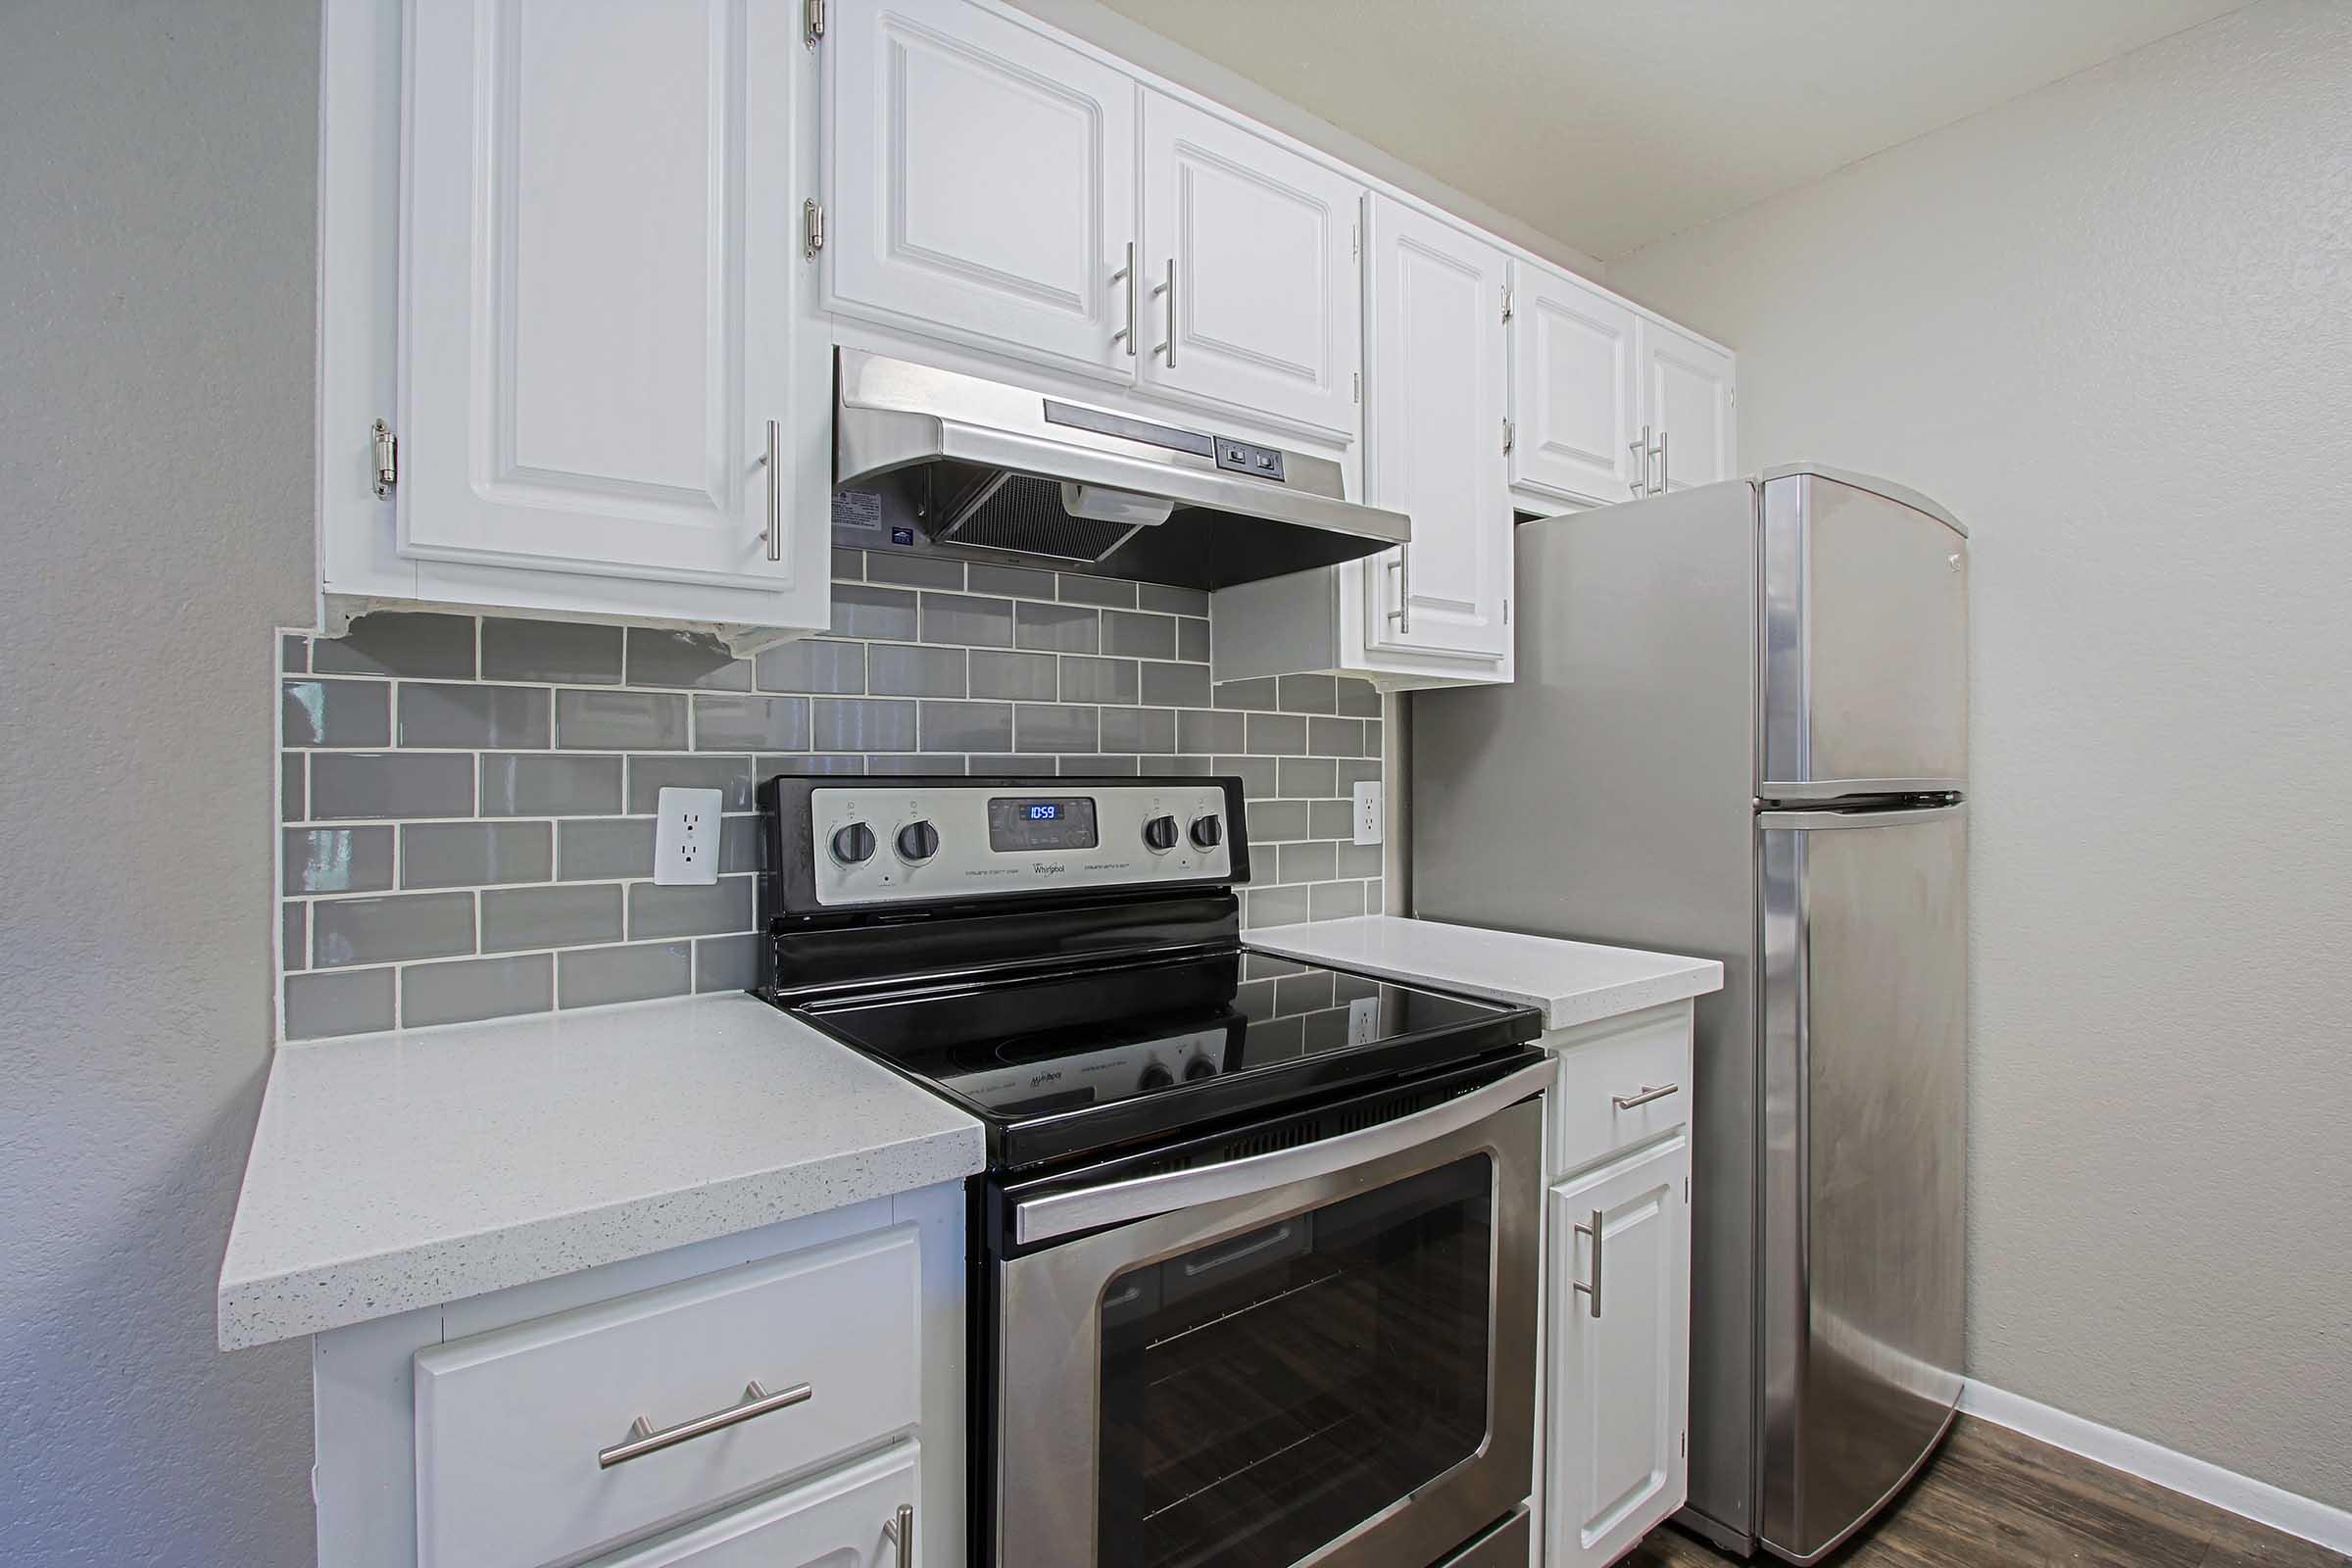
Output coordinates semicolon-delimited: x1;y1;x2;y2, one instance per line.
1094;1153;1494;1568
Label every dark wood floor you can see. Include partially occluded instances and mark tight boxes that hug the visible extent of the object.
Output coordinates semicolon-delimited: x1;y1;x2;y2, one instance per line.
1623;1419;2348;1568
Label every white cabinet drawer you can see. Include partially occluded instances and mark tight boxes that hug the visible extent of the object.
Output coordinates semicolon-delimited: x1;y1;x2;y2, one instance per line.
1549;1004;1692;1177
416;1227;920;1568
590;1441;919;1568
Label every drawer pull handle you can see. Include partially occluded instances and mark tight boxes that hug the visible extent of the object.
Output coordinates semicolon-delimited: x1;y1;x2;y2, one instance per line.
1612;1083;1680;1111
884;1501;915;1568
597;1379;812;1469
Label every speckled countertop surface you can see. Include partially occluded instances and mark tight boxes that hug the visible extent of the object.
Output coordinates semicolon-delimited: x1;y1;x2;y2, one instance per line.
1246;915;1722;1031
218;993;982;1350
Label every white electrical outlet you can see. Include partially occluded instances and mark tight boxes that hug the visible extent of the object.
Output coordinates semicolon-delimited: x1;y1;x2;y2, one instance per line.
654;787;725;886
1351;781;1384;846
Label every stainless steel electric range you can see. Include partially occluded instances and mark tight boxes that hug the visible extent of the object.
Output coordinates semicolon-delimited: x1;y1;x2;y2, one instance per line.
759;773;1547;1568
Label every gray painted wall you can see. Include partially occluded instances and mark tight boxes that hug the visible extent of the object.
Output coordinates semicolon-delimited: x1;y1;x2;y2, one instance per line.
1612;0;2352;1509
1;3;320;1563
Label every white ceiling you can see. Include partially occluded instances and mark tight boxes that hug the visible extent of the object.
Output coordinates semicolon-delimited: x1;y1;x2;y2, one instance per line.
1082;0;2250;261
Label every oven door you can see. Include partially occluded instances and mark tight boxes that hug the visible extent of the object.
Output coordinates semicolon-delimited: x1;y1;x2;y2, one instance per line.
994;1057;1548;1568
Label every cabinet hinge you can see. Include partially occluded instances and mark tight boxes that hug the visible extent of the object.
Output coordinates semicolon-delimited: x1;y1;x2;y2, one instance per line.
803;198;825;258
1352;370;1360;404
1501;417;1514;456
1501;283;1514;323
804;0;826;47
370;418;397;497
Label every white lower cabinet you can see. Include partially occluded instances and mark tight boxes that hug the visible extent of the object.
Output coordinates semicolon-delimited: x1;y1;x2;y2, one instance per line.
593;1442;919;1568
312;1186;964;1568
1545;1139;1690;1568
1538;1000;1696;1568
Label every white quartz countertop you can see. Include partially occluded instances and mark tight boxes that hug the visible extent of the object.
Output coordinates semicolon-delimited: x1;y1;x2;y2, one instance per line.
1246;916;1722;1031
218;993;983;1350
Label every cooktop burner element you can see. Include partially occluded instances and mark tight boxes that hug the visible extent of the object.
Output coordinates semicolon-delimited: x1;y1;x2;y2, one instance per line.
759;775;1543;1171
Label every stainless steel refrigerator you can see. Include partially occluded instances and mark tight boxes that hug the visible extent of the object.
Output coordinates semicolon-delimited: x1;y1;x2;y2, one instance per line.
1412;466;1968;1563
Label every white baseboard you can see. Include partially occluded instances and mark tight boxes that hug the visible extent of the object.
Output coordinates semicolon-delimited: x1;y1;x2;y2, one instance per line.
1960;1379;2352;1554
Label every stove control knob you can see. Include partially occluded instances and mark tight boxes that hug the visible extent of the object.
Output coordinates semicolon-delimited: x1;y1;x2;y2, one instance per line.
1184;1057;1218;1081
1142;814;1181;853
829;821;876;866
1139;1063;1174;1092
1188;814;1222;850
895;819;940;862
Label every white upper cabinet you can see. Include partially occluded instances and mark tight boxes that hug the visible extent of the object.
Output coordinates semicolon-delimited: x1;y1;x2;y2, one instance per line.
1508;259;1640;506
396;0;824;607
1638;316;1738;493
1362;198;1512;661
827;0;1137;380
1139;92;1363;441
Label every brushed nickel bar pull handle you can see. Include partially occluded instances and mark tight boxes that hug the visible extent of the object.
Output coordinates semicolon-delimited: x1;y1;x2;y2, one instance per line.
1111;241;1136;355
761;418;782;562
1573;1209;1604;1319
1612;1082;1681;1110
597;1379;811;1469
1656;427;1670;494
1385;550;1411;635
884;1502;915;1568
1629;424;1651;495
1152;256;1174;367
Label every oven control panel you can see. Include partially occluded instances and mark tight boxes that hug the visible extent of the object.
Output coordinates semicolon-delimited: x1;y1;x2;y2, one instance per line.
802;778;1243;908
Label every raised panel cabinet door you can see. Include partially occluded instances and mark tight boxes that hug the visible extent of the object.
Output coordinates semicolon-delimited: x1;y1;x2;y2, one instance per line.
1637;317;1736;493
828;0;1137;380
1362;197;1511;660
1139;91;1363;441
1547;1137;1690;1568
596;1442;920;1568
1509;259;1639;505
397;0;824;612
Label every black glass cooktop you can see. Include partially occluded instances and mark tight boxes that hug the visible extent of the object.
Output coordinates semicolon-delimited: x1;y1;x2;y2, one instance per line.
793;947;1541;1171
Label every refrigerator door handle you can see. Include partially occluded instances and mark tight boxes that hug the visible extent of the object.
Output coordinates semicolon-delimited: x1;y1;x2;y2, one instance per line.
1758;802;1965;831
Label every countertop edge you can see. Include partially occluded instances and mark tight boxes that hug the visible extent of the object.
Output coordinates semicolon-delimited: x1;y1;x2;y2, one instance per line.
1244;916;1725;1032
217;1119;984;1351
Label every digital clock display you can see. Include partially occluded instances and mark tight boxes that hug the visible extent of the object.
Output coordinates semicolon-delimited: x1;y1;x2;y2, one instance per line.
988;796;1098;852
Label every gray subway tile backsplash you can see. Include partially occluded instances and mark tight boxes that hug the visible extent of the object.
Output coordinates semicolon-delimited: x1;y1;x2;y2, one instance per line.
278;571;1386;1038
401;683;551;750
402;955;554;1029
481;617;623;685
556;689;688;751
558;941;692;1008
482;753;622;816
282;678;390;748
402;821;552;889
312;752;475;819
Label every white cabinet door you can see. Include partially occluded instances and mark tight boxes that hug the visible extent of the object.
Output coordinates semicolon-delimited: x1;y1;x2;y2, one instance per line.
396;0;823;614
595;1442;919;1568
828;0;1137;381
1637;318;1736;493
1139;91;1363;441
1546;1137;1690;1568
1509;260;1640;506
1362;198;1511;660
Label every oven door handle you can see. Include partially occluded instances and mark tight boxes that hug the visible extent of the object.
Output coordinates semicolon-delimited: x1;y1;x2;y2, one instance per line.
1013;1058;1553;1245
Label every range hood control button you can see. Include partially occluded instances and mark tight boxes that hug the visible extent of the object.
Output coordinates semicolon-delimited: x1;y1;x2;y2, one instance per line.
830;822;876;866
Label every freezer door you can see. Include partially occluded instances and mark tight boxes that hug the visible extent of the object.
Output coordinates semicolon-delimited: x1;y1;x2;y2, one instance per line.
1760;472;1968;797
1757;803;1966;1564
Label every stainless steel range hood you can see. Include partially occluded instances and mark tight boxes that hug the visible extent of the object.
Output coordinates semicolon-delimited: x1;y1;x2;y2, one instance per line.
832;350;1409;591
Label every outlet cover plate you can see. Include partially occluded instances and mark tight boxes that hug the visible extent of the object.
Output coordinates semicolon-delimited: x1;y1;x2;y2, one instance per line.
654;787;725;886
1351;781;1384;846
